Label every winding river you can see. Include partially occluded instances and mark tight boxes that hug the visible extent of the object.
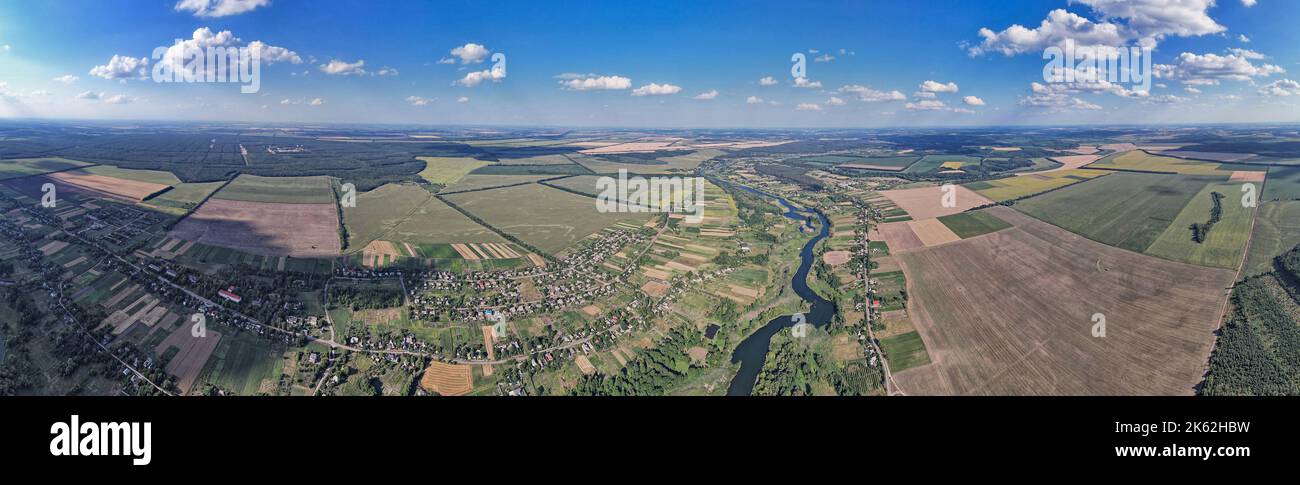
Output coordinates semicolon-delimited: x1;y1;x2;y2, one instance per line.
724;183;835;396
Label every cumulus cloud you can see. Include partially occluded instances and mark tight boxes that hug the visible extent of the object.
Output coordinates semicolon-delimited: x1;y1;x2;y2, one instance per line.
963;95;985;106
319;59;366;75
174;0;269;18
456;62;506;86
1154;51;1284;85
1019;82;1104;110
826;96;845;106
792;77;821;89
558;74;631;91
449;43;490;64
53;75;79;84
1238;34;1251;43
436;57;455;65
89;55;149;80
247;40;303;64
1241;0;1257;6
309;98;324;106
631;83;681;96
919;80;959;93
76;91;133;104
406;96;433;106
758;76;778;86
795;103;822;111
839;84;907;102
969;1;1225;56
1258;79;1300;97
153;28;301;82
693;89;718;100
814;54;835;62
746;96;765;104
905;99;950;111
457;96;469;103
375;67;399;76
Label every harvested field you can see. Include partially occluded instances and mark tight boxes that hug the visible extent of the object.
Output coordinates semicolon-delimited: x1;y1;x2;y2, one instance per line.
419;361;473;396
641;281;670;297
877;185;992;220
907;219;961;248
872;221;924;252
1228;170;1267;183
1026;154;1101;175
1087;151;1244;176
169;198;342;258
892;206;1235;395
417;157;489;185
355;308;403;325
47;170;169;201
575;355;596;375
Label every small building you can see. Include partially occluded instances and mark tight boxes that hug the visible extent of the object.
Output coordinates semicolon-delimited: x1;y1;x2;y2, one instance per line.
218;288;242;303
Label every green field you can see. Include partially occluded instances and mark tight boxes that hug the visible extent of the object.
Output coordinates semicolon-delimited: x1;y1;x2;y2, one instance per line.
214;174;335;204
879;331;930;372
143;181;225;211
937;211;1012;239
417;156;491;185
573;149;722;174
1087;150;1251;176
81;165;181;185
200;332;284;395
1264;166;1300;201
800;154;921;169
441;174;552;193
343;183;502;248
1016;173;1216;253
0;157;92;180
1145;182;1255;269
1243;201;1300;276
443;182;651;254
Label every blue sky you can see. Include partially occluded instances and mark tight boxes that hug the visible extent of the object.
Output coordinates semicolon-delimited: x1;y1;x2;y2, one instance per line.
0;0;1297;127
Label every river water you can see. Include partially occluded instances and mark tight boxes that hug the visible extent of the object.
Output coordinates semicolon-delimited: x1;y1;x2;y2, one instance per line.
724;183;835;396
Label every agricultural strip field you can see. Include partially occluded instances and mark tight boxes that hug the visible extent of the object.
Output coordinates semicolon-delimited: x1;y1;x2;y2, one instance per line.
877;185;992;220
1242;201;1300;276
213;174;335;204
572;149;722;174
1263;166;1300;201
343;183;503;249
417;156;490;185
46;169;171;201
142;181;225;212
964;169;1108;202
1015;172;1219;254
879;331;931;372
936;211;1012;239
1144;181;1255;269
442;182;651;254
79;165;181;185
441;174;552;193
1087;150;1260;176
904;155;982;174
0;157;91;180
892;206;1235;395
170;198;342;257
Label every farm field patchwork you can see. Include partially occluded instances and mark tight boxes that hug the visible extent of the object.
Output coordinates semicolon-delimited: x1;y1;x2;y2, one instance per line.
1263;166;1300;201
965;169;1108;202
1145;181;1255;269
892;206;1235;395
937;211;1012;239
342;183;503;250
0;157;91;180
1086;150;1257;176
876;184;993;220
46;169;171;201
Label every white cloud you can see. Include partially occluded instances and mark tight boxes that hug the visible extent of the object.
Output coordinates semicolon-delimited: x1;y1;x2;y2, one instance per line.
693;89;718;100
792;77;821;89
631;83;681;96
89;55;149;80
919;80;959;93
1227;48;1266;60
174;0;269;18
826;96;845;106
795;103;822;111
1;45;9;53
746;96;765;104
436;57;455;65
457;96;470;103
53;75;79;84
375;67;399;76
1184;86;1202;94
1154;51;1284;85
969;1;1226;56
963;95;985;106
559;75;631;91
814;54;835;62
912;91;936;99
455;63;506;87
758;76;778;86
102;94;134;104
319;59;366;75
1258;79;1300;97
839;84;907;102
449;43;489;64
905;99;949;111
406;96;433;106
1238;34;1251;43
309;98;324;106
279;98;291;105
1019;82;1104;110
1241;0;1257;6
247;40;303;64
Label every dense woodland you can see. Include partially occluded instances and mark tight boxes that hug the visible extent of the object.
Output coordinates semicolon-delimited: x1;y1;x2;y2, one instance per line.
1202;245;1300;395
570;327;706;396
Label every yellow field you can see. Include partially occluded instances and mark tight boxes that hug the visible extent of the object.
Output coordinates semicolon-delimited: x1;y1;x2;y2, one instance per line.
968;169;1108;202
1088;151;1242;176
417;157;490;185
